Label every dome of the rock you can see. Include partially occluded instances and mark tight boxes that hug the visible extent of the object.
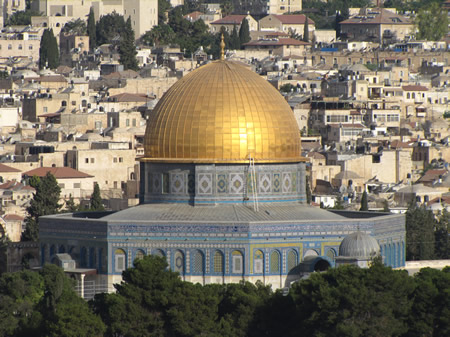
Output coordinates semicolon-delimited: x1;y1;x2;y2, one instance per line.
143;60;304;163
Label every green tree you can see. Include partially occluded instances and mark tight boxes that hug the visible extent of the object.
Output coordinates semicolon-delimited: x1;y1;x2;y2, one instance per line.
93;255;221;337
158;0;172;24
360;191;369;211
239;18;251;48
96;12;126;46
119;17;139;70
230;25;240;50
288;263;414;337
5;10;41;26
39;29;59;69
22;172;61;241
303;16;309;42
65;194;78;213
61;18;87;35
333;194;345;209
435;209;450;259
140;23;175;46
280;83;296;93
87;7;96;49
406;202;436;260
220;1;234;17
415;3;448;41
90;183;104;211
408;267;450;337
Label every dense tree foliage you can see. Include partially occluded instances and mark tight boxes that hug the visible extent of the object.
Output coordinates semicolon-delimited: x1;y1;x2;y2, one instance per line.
0;265;105;336
415;3;448;41
405;202;436;260
238;18;251;48
22;173;61;241
1;256;450;336
435;209;450;259
5;10;41;26
38;29;59;69
90;183;105;211
61;18;87;35
303;16;309;42
158;0;172;24
96;12;127;47
300;0;371;30
360;191;368;211
119;17;139;70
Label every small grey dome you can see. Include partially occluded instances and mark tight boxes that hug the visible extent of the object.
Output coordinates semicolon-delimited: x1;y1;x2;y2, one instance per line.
339;231;380;258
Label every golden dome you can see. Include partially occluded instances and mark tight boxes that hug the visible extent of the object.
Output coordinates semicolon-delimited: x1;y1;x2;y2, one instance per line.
143;60;305;164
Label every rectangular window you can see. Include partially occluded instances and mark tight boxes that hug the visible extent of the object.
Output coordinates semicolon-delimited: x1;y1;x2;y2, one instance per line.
115;255;125;272
126;119;130;127
59;183;65;188
119;157;123;163
132;119;136;127
29;45;33;50
114;181;118;189
254;259;263;273
74;183;81;188
43;107;48;113
85;158;89;163
232;255;243;273
90;158;95;163
113;157;117;163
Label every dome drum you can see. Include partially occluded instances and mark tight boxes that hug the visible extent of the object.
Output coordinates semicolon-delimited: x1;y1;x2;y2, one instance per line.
141;162;307;205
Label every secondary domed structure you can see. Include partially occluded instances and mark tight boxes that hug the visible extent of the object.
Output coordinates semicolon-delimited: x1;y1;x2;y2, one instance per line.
143;60;303;163
336;231;381;268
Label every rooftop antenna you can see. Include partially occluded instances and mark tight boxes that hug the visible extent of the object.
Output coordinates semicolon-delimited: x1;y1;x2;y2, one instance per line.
249;155;259;212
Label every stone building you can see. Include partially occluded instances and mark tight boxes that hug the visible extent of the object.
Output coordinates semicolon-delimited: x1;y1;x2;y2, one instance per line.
39;59;405;295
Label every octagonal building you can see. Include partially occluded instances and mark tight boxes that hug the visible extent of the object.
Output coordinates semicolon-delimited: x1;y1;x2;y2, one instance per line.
39;60;405;294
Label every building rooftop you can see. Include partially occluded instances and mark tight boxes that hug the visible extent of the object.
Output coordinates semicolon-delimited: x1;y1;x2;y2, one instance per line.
23;167;93;179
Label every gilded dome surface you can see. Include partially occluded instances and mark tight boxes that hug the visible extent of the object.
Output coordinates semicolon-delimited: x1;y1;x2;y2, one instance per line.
143;60;304;163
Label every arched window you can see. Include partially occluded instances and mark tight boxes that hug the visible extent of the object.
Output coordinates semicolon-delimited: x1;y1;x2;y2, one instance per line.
80;247;87;268
232;250;243;274
326;249;336;261
61;101;67;107
50;244;56;257
58;245;65;253
270;251;280;273
287;250;298;271
193;250;204;274
174;250;184;275
304;249;319;258
135;249;145;261
254;250;264;274
154;249;165;257
407;93;410;99
89;247;96;268
115;249;126;272
412;93;416;99
213;250;224;274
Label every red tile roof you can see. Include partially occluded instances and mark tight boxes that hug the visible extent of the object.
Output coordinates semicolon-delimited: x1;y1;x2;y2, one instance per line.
23;167;93;179
272;14;315;25
211;15;248;25
3;214;24;221
402;85;428;91
0;163;20;173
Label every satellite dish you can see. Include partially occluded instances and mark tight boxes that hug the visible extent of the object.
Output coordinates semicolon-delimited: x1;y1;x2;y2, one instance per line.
339;185;347;194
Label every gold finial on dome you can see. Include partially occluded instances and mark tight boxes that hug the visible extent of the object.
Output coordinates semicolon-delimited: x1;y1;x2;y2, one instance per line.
220;33;225;60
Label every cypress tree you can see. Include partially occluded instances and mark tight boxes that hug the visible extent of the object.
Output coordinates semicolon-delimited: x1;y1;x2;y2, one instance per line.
303;16;309;42
87;7;96;49
360;191;369;211
39;29;49;69
119;17;139;70
239;18;250;49
230;25;240;50
90;183;104;211
47;29;59;69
